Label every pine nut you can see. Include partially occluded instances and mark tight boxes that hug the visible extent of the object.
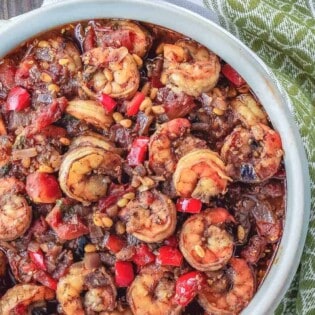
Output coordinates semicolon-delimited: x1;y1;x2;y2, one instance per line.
84;244;96;253
213;108;224;116
48;84;60;93
119;119;132;128
115;221;126;235
123;192;135;200
40;73;52;83
59;137;71;146
58;58;69;66
151;105;165;115
139;97;152;111
150;88;158;100
113;112;124;123
132;54;143;68
102;217;113;228
38;40;50;48
117;198;129;208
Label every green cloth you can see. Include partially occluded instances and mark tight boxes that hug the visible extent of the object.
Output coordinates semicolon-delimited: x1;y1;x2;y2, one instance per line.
204;0;314;314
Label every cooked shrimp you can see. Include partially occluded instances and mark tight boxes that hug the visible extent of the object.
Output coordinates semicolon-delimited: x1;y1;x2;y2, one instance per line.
57;262;116;315
119;190;176;243
198;258;255;315
0;177;32;241
221;124;283;182
173;149;231;202
149;118;191;176
0;284;55;315
231;94;268;127
82;46;140;99
70;132;121;154
59;146;122;203
180;208;235;271
0;136;11;168
96;20;152;57
127;265;182;315
161;40;220;97
66;99;114;130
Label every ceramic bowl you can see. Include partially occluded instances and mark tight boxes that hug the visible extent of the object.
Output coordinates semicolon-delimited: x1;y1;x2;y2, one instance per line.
0;0;310;313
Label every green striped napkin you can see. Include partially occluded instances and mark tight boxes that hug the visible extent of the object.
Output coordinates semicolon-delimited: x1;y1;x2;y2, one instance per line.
204;1;314;314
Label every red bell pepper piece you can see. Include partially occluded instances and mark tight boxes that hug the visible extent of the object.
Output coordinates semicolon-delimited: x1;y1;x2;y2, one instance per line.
133;244;155;266
99;93;117;112
221;64;246;87
28;249;47;271
127;136;150;166
176;198;202;213
156;246;183;266
115;261;134;287
173;271;205;306
6;86;30;111
105;235;125;253
46;199;89;240
34;270;58;290
126;91;145;116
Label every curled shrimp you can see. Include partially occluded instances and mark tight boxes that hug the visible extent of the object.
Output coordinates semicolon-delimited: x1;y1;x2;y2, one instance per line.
198;258;255;315
231;94;268;127
127;265;182;315
96;20;152;57
57;262;117;315
180;208;235;271
221;123;283;182
149;118;191;176
161;40;220;97
0;284;55;315
119;190;177;243
173;149;231;202
0;177;32;241
59;146;122;203
82;46;140;99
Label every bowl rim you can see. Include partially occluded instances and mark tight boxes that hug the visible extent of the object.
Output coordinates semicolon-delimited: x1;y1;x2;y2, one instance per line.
0;0;311;314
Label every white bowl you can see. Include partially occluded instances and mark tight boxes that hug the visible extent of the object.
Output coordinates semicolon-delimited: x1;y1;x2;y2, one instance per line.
0;0;310;313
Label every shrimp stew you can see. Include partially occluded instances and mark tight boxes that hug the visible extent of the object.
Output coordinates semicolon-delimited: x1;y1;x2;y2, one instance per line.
0;19;285;315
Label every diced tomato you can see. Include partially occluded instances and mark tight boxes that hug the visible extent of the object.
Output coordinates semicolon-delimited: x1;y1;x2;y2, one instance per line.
173;271;205;306
221;64;245;87
46;200;89;240
25;97;68;136
164;235;178;247
34;270;58;290
115;261;134;287
127;136;150;166
6;86;30;111
176;198;202;213
126;91;145;116
156;246;183;266
105;235;125;253
99;93;117;112
26;172;62;204
28;249;47;271
133;244;155;266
